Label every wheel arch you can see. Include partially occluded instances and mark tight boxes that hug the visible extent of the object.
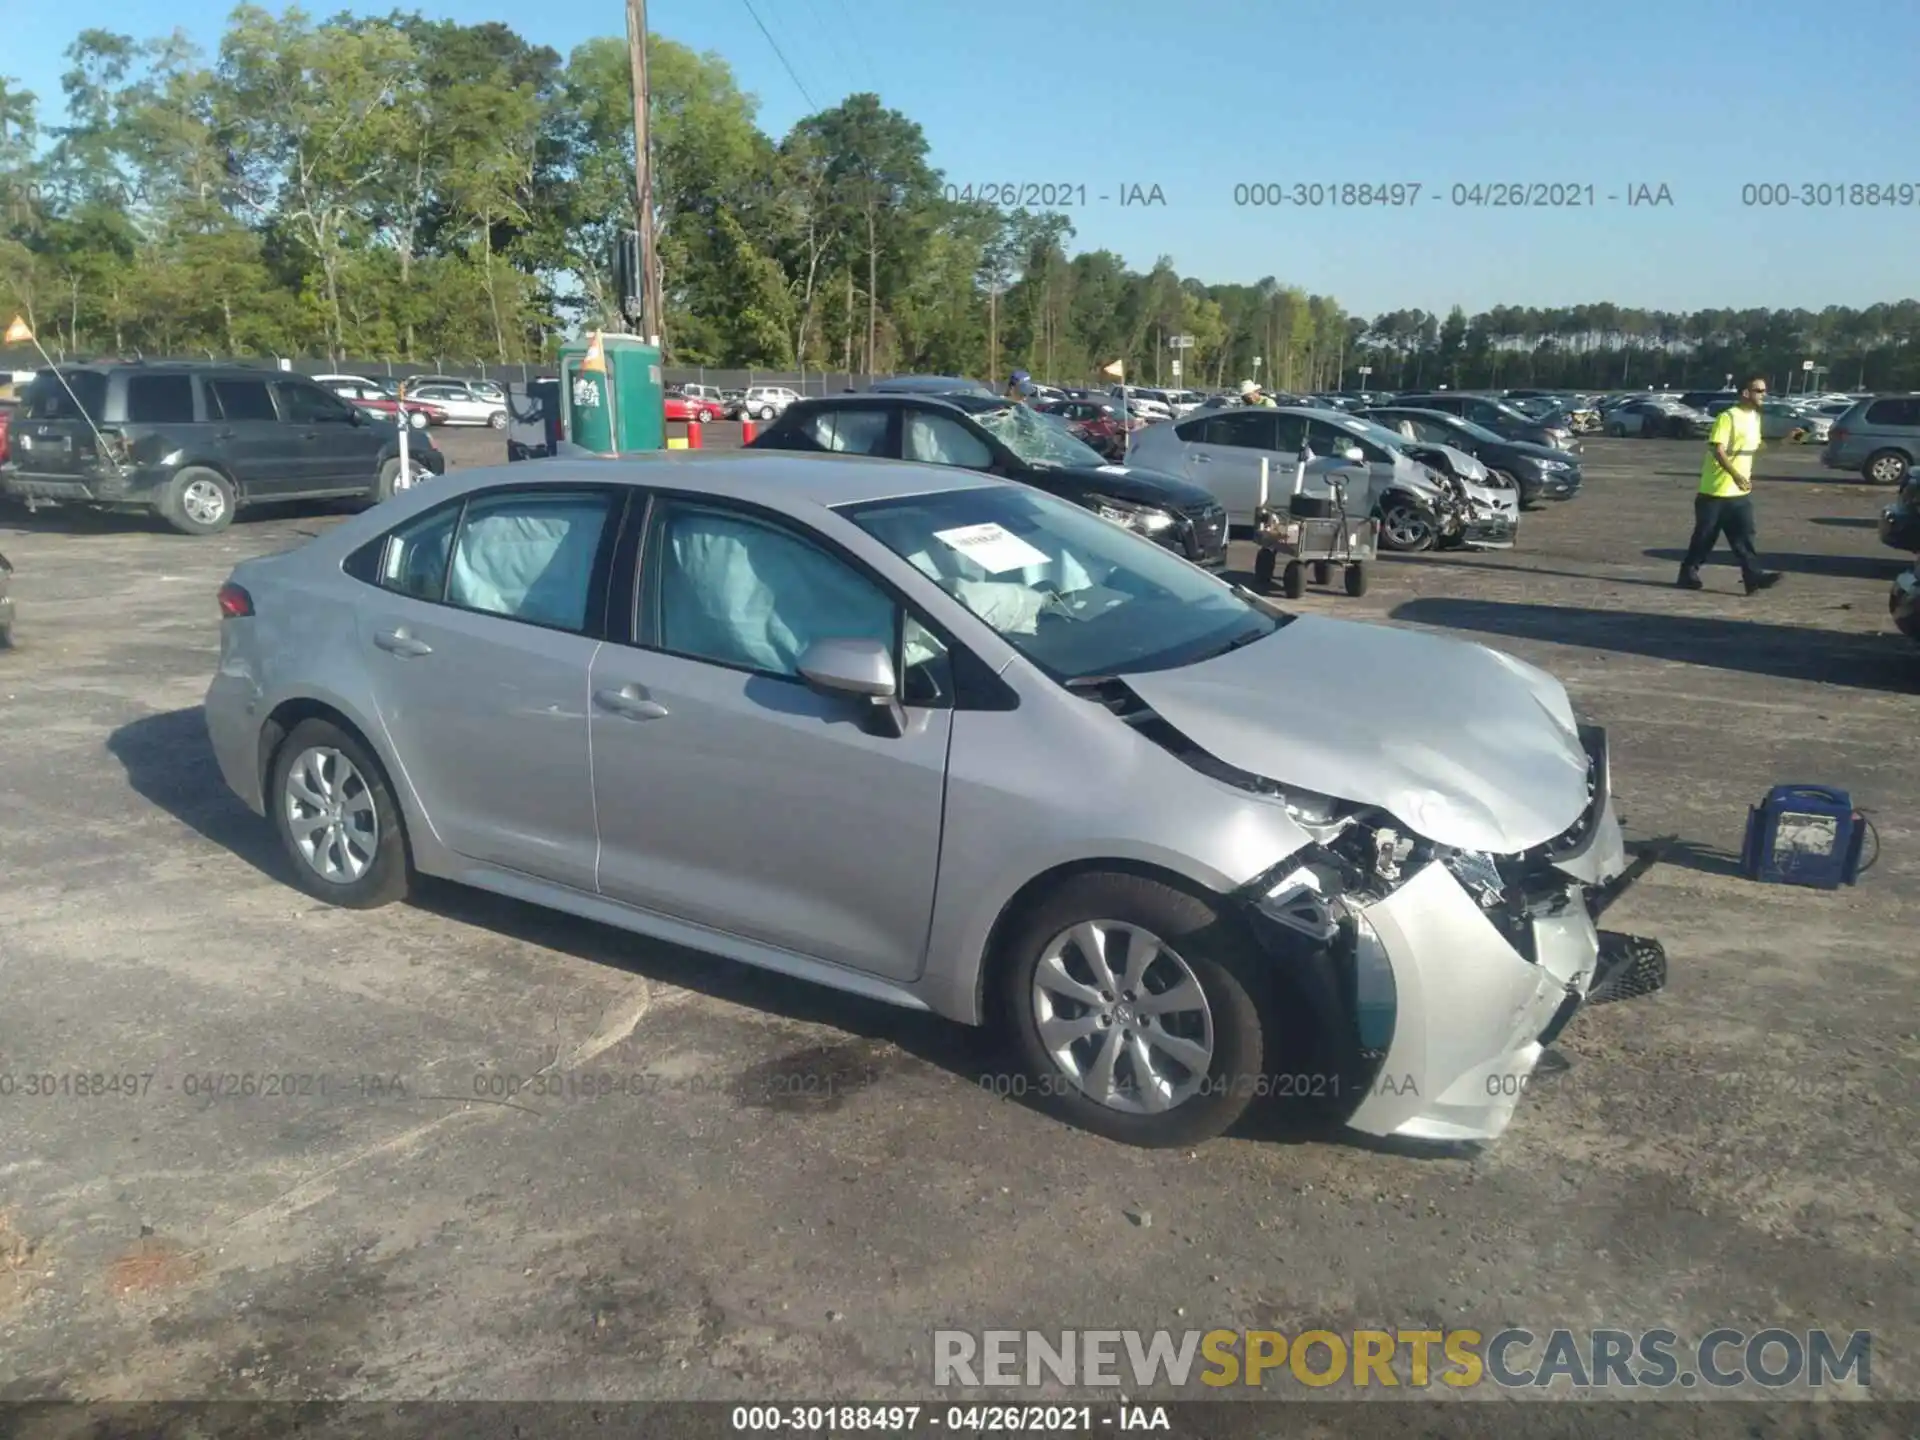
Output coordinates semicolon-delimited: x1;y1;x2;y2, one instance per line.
257;696;418;870
970;856;1247;1028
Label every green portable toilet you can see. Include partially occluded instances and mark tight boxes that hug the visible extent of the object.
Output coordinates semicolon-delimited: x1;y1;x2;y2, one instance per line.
557;333;666;454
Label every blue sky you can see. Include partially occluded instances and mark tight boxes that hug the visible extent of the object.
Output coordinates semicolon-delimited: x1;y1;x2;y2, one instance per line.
6;0;1916;315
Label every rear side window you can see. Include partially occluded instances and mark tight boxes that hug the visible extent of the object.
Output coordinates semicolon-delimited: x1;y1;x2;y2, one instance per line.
446;491;616;632
1864;397;1920;427
207;378;277;422
797;408;891;455
125;374;199;424
21;371;108;422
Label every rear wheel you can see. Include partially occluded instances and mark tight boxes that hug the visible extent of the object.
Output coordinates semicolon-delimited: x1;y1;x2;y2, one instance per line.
1311;560;1333;585
409;410;429;431
1893;584;1920;642
268;718;410;909
1252;547;1276;591
1281;561;1306;598
488;410;507;430
997;873;1270;1147
161;467;236;536
376;455;427;502
1865;449;1911;486
1345;562;1369;597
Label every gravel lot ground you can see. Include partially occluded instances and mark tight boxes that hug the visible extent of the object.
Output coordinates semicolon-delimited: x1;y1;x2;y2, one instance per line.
1;428;1915;1427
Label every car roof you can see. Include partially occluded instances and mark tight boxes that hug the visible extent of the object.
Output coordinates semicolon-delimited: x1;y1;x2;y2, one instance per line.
481;452;1004;508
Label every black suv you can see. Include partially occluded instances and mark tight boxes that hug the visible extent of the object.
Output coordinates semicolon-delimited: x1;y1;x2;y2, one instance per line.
1389;392;1577;452
0;363;445;535
749;392;1230;568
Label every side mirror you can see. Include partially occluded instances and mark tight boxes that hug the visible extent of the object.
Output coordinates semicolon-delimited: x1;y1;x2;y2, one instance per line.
798;637;906;737
1343;446;1365;463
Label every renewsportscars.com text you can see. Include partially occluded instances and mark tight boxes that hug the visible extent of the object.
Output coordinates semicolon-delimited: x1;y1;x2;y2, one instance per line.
933;1328;1871;1392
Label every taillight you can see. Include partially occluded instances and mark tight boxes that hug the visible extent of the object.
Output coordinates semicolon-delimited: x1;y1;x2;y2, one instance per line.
217;582;254;618
1830;427;1847;443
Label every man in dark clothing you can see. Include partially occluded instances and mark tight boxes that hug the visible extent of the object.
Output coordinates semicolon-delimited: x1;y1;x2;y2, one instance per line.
1677;375;1783;595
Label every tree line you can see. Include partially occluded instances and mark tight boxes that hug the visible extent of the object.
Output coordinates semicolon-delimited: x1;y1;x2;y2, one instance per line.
2;10;1917;391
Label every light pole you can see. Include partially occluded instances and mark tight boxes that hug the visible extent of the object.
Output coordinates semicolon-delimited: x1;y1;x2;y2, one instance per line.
1357;364;1372;396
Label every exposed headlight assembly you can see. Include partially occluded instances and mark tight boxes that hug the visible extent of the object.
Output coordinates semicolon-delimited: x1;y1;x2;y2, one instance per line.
1091;496;1176;535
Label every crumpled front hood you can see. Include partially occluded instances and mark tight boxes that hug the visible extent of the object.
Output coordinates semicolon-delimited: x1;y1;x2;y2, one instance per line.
1123;615;1591;853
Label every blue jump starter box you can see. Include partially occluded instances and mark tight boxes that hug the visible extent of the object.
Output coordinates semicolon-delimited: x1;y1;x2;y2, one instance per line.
1740;785;1868;889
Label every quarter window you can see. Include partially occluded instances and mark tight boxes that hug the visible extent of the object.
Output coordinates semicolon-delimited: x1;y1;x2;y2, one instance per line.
1864;397;1920;427
378;503;460;602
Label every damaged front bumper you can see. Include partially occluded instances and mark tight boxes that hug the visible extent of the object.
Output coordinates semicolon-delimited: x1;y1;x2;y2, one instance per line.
1236;725;1662;1144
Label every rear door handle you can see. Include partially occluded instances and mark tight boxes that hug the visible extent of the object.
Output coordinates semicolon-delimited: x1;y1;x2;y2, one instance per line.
215;429;235;441
594;685;669;721
374;629;433;658
1192;453;1211;463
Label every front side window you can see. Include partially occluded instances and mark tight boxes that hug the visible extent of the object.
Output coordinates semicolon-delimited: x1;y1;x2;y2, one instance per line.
904;411;996;468
446;491;614;632
641;501;900;679
276;381;354;423
845;485;1281;684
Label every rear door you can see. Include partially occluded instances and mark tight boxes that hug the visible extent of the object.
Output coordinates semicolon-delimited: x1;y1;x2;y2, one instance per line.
205;375;299;497
352;483;621;891
1180;409;1308;523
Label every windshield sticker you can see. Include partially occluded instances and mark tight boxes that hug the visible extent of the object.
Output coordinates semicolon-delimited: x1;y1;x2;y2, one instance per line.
933;522;1051;574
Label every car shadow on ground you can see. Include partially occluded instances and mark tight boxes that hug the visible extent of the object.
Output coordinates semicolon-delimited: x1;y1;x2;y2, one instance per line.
1379;552;1681;591
1649;839;1748;879
106;706;1346;1150
1389;597;1920;692
1642;547;1909;582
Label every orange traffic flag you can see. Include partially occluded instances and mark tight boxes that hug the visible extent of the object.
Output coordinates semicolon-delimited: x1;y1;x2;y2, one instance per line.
581;331;608;373
4;315;33;345
1101;358;1124;379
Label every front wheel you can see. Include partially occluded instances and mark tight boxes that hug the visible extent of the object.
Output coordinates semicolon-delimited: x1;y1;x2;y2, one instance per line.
1252;547;1276;591
160;467;236;536
268;719;410;908
375;455;428;502
1345;562;1369;597
1893;584;1920;643
997;874;1270;1147
1281;560;1306;598
408;410;429;431
755;406;774;421
1377;497;1436;552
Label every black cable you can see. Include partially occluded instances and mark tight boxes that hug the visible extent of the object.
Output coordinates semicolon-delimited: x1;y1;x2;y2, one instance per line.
739;0;819;111
1856;814;1880;876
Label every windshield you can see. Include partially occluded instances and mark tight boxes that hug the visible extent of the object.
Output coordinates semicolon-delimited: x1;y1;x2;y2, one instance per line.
1400;411;1506;445
972;402;1108;468
842;486;1281;683
1333;416;1412;452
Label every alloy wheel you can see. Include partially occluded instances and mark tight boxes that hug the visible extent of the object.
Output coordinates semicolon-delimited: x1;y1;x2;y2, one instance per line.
283;746;380;884
181;478;228;527
1381;503;1432;549
1030;921;1215;1115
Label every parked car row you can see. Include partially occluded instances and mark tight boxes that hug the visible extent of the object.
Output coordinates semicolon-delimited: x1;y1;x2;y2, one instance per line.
315;374;507;432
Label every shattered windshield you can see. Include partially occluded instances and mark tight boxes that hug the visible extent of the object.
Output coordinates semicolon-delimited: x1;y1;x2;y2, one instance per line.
973;402;1107;469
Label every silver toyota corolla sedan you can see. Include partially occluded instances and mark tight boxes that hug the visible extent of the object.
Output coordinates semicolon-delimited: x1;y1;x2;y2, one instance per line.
205;453;1658;1148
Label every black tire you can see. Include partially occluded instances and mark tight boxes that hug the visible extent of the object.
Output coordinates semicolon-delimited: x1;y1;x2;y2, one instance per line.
1311;560;1333;585
1606;422;1626;438
997;873;1269;1148
1892;585;1920;643
1252;547;1276;590
1865;450;1911;486
1377;497;1436;552
409;410;429;431
1345;562;1368;596
376;456;429;503
1281;561;1306;599
755;406;774;421
487;410;507;430
268;718;410;909
159;466;237;536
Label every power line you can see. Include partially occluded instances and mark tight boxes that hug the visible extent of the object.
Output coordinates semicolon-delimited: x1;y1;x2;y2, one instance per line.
739;0;819;112
796;0;861;103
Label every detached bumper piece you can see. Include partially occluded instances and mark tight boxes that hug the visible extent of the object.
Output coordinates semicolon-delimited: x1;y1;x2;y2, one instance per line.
1587;932;1669;1005
1460;517;1517;550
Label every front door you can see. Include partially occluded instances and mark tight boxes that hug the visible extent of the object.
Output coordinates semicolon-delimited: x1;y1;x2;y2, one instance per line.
589;496;949;981
355;485;621;891
205;375;300;497
275;378;384;489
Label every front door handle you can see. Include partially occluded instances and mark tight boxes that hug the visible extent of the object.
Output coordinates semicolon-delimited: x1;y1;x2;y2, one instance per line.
1191;453;1211;462
594;685;669;721
374;629;433;658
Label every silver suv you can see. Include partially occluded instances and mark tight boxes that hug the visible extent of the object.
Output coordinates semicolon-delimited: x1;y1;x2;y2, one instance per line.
743;385;802;420
1822;394;1920;485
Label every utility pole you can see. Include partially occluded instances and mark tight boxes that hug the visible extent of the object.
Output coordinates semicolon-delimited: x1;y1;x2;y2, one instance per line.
626;0;662;346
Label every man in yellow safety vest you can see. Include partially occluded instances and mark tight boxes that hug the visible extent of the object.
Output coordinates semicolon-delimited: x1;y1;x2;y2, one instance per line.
1676;376;1783;594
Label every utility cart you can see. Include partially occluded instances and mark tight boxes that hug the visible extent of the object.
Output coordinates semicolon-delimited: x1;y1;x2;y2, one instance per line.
1249;449;1377;599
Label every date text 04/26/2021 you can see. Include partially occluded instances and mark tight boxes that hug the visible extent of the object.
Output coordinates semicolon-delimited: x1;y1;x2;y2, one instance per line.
727;1405;1171;1433
942;183;1166;208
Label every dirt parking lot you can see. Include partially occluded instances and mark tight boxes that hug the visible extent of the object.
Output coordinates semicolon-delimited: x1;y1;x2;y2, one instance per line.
1;429;1915;1423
